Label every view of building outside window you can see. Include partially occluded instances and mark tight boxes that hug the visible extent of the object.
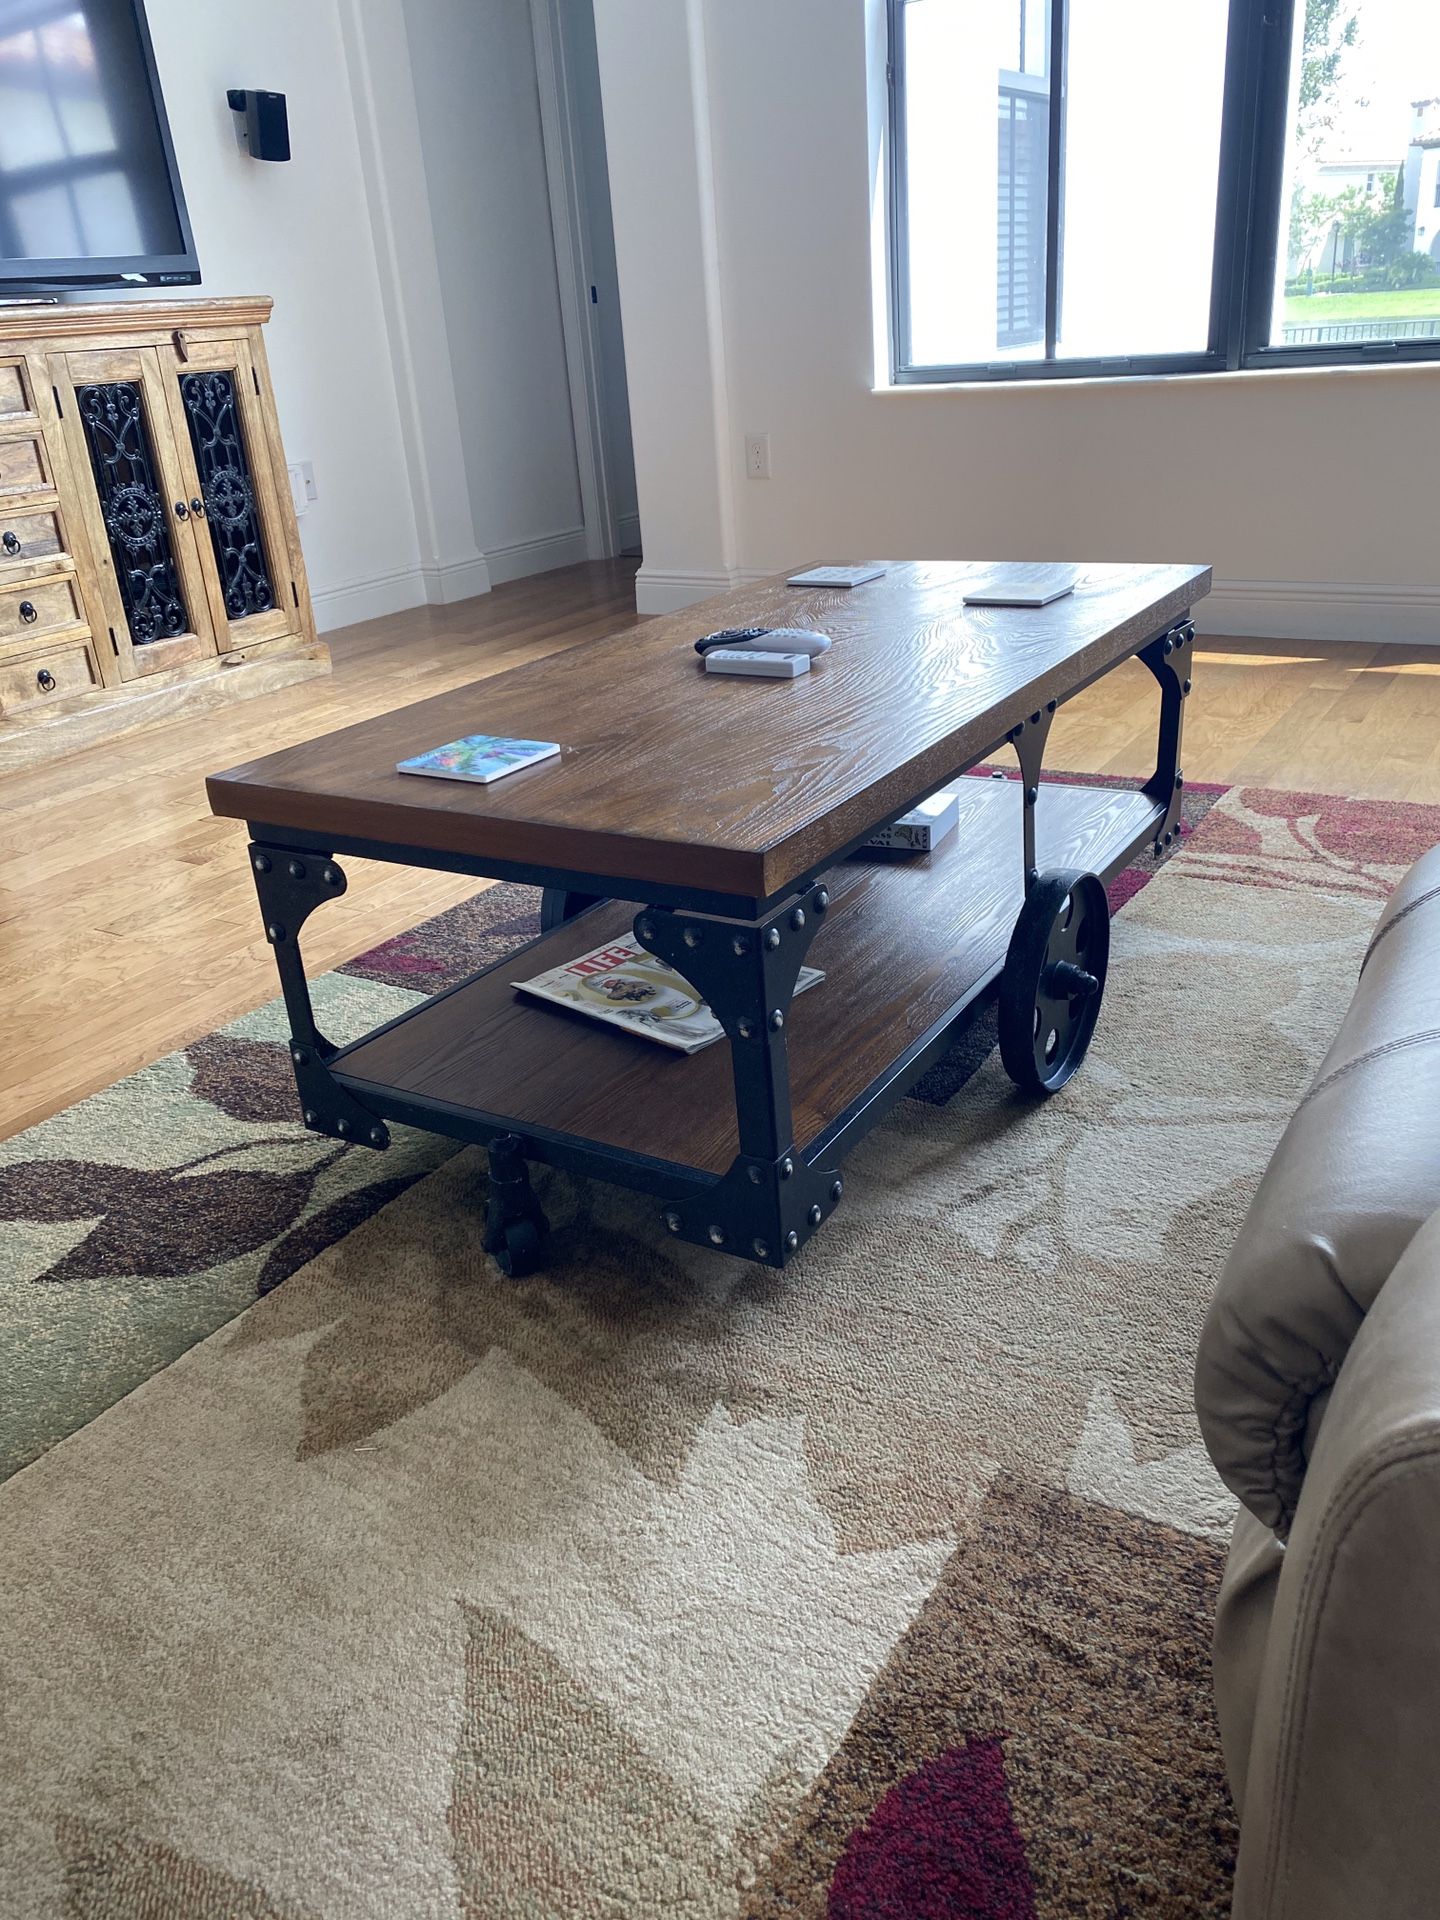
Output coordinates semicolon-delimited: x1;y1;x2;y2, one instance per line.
902;0;1229;367
1277;0;1440;345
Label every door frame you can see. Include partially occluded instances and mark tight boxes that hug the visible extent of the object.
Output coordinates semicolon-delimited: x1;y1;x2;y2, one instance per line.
529;0;623;561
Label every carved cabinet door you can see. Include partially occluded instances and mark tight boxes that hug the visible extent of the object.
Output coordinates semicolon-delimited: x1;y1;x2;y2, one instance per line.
49;346;215;680
157;335;299;653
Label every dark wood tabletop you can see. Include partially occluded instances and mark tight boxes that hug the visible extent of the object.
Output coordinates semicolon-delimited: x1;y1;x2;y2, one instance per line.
208;561;1210;905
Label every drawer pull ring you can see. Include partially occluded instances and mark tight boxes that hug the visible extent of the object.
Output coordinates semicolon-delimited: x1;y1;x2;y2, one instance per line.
2;532;19;555
36;669;55;692
173;500;189;520
191;497;205;518
18;600;37;624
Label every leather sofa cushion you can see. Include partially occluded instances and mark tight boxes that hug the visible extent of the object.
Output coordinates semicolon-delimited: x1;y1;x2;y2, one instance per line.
1194;844;1440;1537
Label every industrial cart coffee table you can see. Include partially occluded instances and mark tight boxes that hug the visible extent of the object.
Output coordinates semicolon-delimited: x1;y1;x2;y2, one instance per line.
208;560;1209;1276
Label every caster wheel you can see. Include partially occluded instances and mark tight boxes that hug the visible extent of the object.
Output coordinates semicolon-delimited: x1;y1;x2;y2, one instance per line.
999;868;1110;1095
495;1216;545;1278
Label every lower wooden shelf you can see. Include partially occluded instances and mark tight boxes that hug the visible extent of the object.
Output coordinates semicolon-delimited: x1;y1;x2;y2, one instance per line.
332;776;1163;1178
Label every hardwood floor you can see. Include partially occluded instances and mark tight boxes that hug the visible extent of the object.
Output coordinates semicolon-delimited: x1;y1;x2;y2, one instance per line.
3;561;1439;1140
0;561;644;1139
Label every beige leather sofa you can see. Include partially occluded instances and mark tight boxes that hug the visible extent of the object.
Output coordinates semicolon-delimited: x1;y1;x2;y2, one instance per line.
1194;845;1440;1919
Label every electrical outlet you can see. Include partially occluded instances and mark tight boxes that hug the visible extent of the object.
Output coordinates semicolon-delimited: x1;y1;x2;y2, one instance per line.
744;433;771;480
287;460;317;517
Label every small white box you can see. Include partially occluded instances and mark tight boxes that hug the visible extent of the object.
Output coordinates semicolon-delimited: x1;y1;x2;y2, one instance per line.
787;564;887;589
864;789;960;854
704;649;811;678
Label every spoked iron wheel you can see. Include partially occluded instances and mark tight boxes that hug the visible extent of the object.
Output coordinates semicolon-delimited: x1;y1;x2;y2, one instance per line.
998;869;1110;1095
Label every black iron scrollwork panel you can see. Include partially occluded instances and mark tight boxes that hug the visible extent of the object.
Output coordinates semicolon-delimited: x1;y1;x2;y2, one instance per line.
179;371;275;621
77;383;189;646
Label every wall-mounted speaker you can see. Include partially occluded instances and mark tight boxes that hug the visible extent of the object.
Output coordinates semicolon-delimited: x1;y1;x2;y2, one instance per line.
226;89;290;163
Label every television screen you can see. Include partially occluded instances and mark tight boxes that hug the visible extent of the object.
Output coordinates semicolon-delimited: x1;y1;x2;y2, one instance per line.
0;0;198;287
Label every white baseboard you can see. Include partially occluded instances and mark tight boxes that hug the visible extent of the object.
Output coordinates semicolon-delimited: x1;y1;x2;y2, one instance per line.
312;532;593;633
311;565;429;633
419;553;493;604
634;566;738;615
1196;579;1440;646
728;566;1440;648
486;527;589;586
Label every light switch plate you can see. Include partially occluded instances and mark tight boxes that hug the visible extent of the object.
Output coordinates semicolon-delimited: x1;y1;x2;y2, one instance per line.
287;460;317;517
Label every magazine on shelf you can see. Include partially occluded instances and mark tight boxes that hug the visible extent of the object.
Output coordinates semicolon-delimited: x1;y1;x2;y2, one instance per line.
513;934;825;1054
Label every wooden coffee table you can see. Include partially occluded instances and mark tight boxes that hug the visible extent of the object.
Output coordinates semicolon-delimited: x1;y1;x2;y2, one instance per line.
208;561;1208;1274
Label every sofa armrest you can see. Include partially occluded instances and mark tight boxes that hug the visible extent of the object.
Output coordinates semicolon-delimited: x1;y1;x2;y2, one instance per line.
1195;844;1440;1538
1232;1208;1440;1920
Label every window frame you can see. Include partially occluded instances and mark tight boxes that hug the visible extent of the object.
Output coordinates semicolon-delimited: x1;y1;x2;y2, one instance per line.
887;0;1440;384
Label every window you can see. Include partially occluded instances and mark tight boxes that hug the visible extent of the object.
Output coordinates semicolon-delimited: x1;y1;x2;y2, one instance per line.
889;0;1440;380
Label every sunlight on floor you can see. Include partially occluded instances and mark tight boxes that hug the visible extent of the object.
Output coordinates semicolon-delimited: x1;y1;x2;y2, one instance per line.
1199;649;1440;676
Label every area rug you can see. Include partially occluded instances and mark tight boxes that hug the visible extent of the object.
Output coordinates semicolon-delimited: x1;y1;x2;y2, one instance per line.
0;772;1219;1487
1;780;1433;1918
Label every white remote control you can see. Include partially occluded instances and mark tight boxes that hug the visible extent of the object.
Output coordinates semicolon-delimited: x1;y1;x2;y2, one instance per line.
704;649;811;679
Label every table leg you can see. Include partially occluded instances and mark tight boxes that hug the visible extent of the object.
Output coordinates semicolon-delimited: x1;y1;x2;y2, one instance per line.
539;888;604;931
633;882;844;1266
1007;701;1057;893
247;840;390;1149
1139;614;1195;855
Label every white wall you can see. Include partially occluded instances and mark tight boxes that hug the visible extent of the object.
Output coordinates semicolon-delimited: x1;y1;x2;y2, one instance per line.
592;0;735;610
595;0;1440;643
127;0;594;627
401;0;586;583
144;0;424;629
558;0;639;550
335;0;491;612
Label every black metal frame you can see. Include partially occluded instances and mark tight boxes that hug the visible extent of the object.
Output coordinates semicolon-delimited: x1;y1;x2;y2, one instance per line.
887;0;1440;385
244;615;1193;1272
246;846;392;1149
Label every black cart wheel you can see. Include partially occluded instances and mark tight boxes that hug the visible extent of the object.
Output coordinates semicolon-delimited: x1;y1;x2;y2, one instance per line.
483;1132;550;1276
495;1216;544;1278
998;869;1110;1095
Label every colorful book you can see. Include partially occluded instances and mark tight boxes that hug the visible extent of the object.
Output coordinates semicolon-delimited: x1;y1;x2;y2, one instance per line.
514;934;825;1054
397;734;560;784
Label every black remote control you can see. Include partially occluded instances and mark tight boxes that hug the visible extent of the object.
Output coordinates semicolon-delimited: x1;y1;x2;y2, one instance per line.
694;626;772;655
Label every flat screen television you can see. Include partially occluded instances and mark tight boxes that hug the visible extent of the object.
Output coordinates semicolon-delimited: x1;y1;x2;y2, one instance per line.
0;0;199;293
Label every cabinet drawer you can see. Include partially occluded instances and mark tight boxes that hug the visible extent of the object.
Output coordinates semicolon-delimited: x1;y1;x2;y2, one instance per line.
0;639;100;713
0;429;49;498
0;361;32;420
0;572;84;642
0;506;65;571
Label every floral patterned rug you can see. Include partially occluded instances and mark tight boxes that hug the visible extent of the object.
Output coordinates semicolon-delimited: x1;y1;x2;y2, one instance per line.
1;779;1431;1918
